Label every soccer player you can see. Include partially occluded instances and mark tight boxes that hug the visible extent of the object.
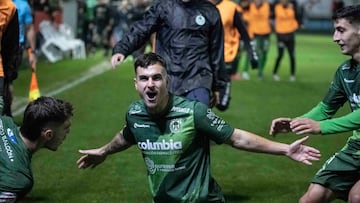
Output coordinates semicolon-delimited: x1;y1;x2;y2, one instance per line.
0;96;73;202
269;5;360;202
78;53;321;203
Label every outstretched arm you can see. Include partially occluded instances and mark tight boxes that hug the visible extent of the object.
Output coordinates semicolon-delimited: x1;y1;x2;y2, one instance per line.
77;130;132;169
227;129;321;165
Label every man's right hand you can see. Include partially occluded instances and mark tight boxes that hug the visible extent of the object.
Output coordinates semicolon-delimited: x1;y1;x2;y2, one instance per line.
111;53;126;69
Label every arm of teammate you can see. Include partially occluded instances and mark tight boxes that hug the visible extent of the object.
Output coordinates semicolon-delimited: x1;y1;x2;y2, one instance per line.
291;108;360;135
227;129;321;165
77;130;132;169
269;102;339;136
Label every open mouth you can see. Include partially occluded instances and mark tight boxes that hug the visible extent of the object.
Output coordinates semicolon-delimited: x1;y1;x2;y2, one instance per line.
146;92;157;101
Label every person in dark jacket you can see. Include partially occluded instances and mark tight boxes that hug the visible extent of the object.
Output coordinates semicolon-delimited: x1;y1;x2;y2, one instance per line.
111;0;231;111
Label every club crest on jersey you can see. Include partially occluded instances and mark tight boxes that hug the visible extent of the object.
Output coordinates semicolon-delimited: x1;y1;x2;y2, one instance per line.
129;104;142;114
195;15;205;26
169;119;182;133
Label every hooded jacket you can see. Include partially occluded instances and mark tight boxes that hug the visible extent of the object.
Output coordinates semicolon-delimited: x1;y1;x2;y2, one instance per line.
113;0;229;95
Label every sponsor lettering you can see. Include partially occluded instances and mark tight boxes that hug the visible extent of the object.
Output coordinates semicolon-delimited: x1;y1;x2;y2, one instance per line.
0;120;4;136
206;109;225;131
349;93;360;108
0;121;15;161
144;157;186;174
134;123;150;128
2;135;14;162
171;106;190;114
138;139;182;150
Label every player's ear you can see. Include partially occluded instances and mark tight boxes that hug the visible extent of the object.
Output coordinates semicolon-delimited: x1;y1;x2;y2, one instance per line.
134;77;139;90
42;128;53;141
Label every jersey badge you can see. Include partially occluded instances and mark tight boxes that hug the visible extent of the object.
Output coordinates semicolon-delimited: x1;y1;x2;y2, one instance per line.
129;104;142;115
195;15;205;26
169;119;182;134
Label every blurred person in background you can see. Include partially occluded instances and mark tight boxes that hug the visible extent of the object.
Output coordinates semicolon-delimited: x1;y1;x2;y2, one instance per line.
245;0;271;80
13;0;37;67
111;0;231;111
209;0;258;82
0;0;20;117
93;0;117;57
269;5;360;202
8;0;37;118
236;0;253;80
119;0;152;59
272;0;299;82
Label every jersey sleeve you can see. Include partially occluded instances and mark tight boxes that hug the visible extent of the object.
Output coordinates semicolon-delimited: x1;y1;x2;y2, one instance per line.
320;108;360;134
194;102;234;144
122;124;136;144
300;101;338;121
122;111;136;144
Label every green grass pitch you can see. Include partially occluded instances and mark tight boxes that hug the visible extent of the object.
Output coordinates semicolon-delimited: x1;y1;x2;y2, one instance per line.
13;33;347;203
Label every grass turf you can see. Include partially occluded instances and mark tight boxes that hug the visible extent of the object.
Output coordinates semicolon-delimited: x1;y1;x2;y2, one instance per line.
14;33;348;203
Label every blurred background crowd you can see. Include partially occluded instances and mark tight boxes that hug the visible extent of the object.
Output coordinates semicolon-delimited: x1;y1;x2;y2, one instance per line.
25;0;356;61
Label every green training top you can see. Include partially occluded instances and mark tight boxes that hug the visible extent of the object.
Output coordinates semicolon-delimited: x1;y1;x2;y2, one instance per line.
301;59;360;155
123;95;234;203
0;116;33;198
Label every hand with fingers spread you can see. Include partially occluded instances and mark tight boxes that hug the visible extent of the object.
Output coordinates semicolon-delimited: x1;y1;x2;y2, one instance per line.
111;53;126;69
269;117;292;136
290;118;321;135
77;148;107;169
286;136;321;165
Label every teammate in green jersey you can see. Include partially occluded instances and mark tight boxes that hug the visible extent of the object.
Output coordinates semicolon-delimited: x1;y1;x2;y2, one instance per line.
0;96;73;202
269;4;360;203
77;53;320;202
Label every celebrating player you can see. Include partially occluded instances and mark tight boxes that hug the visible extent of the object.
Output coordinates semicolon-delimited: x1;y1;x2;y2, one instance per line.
78;53;320;202
270;5;360;202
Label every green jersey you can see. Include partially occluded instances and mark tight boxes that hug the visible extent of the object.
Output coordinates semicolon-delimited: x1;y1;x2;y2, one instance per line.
123;95;234;203
301;59;360;155
0;116;33;199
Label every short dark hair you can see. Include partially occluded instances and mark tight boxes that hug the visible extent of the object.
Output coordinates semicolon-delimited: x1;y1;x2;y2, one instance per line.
133;53;167;73
20;96;74;141
332;4;360;26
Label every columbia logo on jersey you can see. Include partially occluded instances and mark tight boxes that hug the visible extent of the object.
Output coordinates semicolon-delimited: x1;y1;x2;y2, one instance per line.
138;139;182;150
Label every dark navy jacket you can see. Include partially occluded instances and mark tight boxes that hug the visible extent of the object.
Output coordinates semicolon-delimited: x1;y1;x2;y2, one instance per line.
113;0;229;95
